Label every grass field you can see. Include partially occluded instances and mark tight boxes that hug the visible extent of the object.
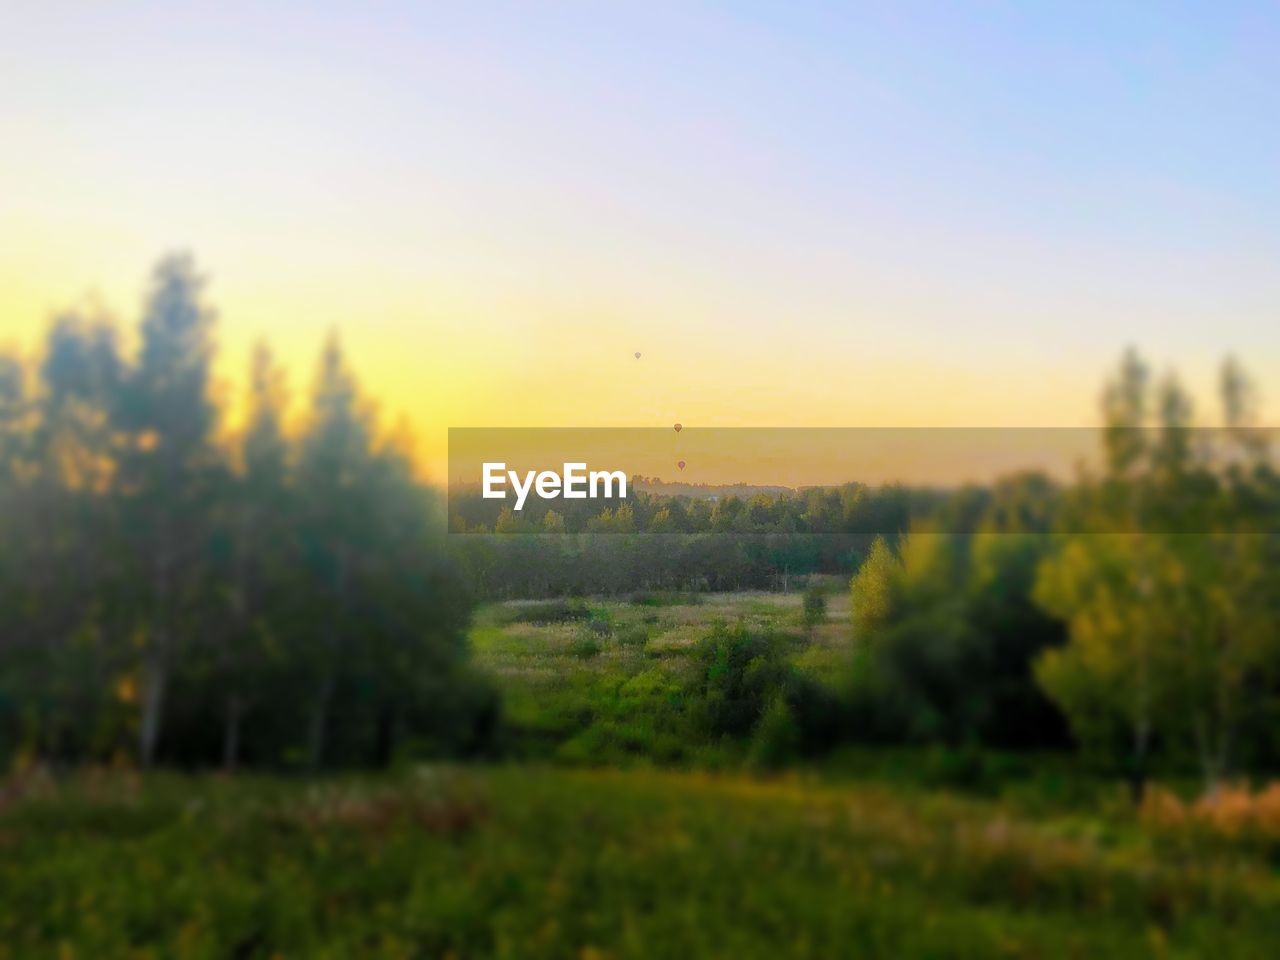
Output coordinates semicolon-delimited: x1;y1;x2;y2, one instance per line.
4;765;1280;958
8;591;1279;958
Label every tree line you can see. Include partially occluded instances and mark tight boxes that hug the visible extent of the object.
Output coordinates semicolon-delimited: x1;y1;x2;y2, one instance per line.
5;256;1278;794
0;255;495;771
449;482;963;597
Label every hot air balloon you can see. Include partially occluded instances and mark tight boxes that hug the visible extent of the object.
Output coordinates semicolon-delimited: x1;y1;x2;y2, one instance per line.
673;423;682;432
677;460;686;471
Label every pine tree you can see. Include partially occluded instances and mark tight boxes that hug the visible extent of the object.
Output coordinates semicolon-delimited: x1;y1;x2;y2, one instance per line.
296;334;373;767
221;342;292;768
115;255;222;767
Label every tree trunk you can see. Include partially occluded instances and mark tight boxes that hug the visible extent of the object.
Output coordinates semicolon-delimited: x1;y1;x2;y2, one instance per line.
1128;645;1150;805
374;705;397;768
223;507;252;773
141;510;173;769
139;635;167;768
223;691;243;771
307;669;334;770
1128;727;1148;805
308;546;348;770
1130;568;1153;805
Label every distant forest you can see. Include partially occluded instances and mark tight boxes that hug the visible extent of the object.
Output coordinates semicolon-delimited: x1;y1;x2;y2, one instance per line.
447;475;1056;597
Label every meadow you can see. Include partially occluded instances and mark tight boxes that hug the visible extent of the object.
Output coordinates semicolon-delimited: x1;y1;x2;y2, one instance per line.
469;590;852;767
5;762;1280;958
7;592;1280;958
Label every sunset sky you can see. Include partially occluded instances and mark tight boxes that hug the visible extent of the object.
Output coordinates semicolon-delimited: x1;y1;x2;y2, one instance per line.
2;2;1278;480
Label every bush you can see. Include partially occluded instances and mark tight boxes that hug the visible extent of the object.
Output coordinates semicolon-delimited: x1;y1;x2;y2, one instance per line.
802;583;827;630
686;623;842;762
569;635;603;659
748;696;801;770
689;623;789;738
784;673;844;755
616;626;649;648
511;599;591;625
1142;782;1280;855
629;591;703;607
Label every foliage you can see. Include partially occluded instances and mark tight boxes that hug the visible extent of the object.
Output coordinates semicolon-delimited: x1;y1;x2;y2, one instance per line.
629;590;704;607
846;520;1067;750
508;598;593;625
0;256;490;771
850;536;902;639
1142;782;1280;856
569;635;603;660
802;581;827;630
689;623;793;738
1034;351;1280;797
748;695;802;769
4;767;1280;958
615;626;650;648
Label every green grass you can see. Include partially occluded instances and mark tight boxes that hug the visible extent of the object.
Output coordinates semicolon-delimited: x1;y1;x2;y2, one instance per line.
468;593;849;765
3;766;1280;958
11;592;1274;957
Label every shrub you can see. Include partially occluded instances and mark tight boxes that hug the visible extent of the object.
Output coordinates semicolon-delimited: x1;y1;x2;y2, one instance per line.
1142;782;1280;854
617;626;649;648
689;623;789;738
784;673;843;755
802;583;827;630
629;591;703;607
748;696;801;770
569;635;603;659
511;599;591;625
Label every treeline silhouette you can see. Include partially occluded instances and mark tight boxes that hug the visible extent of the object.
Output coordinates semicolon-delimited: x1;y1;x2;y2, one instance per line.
451;479;939;537
452;530;877;598
449;483;963;597
0;255;495;770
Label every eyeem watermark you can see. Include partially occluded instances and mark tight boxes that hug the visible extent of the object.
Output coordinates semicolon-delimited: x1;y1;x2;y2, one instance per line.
482;462;627;511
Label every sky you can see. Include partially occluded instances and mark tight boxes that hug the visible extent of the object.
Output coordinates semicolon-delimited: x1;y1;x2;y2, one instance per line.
2;1;1278;480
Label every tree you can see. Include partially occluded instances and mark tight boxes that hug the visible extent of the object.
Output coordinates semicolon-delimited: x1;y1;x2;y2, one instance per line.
1035;534;1170;796
843;482;1068;749
850;536;901;640
13;315;126;762
220;343;292;769
114;255;223;767
295;333;374;768
802;582;827;633
0;254;491;772
1036;352;1280;797
0;351;30;759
